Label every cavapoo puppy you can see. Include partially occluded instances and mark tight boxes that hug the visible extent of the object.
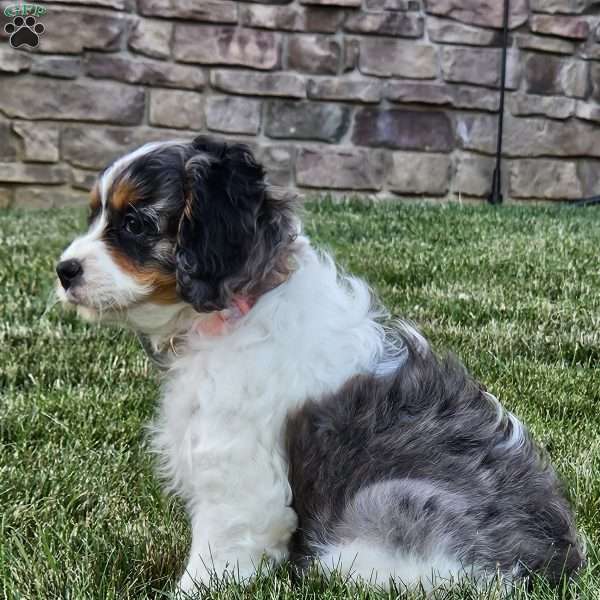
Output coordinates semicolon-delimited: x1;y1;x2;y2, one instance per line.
56;136;583;593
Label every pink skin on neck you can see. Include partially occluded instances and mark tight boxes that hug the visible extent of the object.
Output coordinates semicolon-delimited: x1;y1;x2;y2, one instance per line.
194;296;254;336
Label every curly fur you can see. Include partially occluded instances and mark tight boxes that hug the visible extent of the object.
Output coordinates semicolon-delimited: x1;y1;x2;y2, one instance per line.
286;330;584;588
55;136;584;594
176;136;297;312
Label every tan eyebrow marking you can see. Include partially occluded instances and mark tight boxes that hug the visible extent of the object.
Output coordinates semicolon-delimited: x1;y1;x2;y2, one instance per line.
110;178;139;212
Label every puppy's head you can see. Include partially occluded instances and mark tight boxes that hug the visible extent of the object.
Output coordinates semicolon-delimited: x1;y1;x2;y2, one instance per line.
56;136;296;325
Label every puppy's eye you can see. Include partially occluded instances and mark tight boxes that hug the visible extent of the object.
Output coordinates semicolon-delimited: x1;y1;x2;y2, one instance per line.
123;213;144;236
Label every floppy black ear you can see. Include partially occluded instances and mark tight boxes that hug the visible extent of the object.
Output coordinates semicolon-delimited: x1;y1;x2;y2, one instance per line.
175;137;295;313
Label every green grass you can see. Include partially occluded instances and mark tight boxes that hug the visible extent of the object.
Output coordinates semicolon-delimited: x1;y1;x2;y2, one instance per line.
1;202;599;599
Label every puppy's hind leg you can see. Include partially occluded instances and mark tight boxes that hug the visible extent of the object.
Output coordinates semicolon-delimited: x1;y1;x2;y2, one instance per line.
314;478;483;591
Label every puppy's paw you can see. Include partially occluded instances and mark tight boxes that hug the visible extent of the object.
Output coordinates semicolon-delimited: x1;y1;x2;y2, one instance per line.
176;569;209;598
177;559;257;596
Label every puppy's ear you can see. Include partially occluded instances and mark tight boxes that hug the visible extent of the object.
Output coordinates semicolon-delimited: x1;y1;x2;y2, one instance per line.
175;137;294;313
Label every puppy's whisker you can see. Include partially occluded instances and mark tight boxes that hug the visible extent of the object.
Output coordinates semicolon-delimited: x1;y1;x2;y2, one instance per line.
42;288;61;318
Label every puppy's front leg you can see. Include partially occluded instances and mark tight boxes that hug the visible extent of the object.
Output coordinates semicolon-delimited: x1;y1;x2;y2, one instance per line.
177;451;297;593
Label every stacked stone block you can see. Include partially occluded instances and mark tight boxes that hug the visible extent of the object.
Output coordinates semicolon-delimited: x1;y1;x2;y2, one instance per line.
0;0;599;207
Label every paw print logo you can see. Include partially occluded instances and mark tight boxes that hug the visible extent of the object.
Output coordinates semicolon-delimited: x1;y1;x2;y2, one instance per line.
4;15;45;48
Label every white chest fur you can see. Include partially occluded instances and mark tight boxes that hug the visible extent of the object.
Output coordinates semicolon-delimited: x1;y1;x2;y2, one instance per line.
148;242;385;588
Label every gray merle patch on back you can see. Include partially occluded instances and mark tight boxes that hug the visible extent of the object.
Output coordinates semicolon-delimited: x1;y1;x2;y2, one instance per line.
285;330;584;585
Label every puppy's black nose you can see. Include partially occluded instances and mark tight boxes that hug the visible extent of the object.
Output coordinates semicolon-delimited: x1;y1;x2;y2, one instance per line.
56;259;83;290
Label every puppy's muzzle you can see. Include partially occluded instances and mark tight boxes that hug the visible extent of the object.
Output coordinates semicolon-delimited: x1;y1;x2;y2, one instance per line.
56;259;83;290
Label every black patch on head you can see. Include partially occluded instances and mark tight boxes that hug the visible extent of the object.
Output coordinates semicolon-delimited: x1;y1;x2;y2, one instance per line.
100;145;188;273
175;136;295;312
91;136;296;311
286;330;584;585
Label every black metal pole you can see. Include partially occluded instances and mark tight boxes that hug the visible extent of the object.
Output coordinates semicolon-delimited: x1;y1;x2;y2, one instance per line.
488;0;510;205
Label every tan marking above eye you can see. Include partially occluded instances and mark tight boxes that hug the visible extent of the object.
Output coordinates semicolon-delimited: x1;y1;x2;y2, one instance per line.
110;179;139;212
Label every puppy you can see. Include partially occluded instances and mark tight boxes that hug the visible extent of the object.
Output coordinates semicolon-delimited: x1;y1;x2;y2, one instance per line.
56;136;584;592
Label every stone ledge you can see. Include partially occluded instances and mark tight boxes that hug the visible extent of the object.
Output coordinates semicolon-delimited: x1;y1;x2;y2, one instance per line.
453;153;495;197
0;163;71;184
2;0;600;207
85;54;206;90
41;0;129;10
149;89;204;129
516;34;576;55
440;47;521;89
256;145;295;187
344;11;424;37
578;160;600;197
530;15;591;40
28;7;130;54
365;0;421;11
0;122;18;161
13;185;88;208
211;70;306;98
61;126;196;169
296;147;385;190
128;18;173;60
0;187;14;209
509;159;583;200
265;100;351;142
31;57;81;79
385;81;499;111
358;38;438;78
299;0;361;7
530;0;600;14
139;0;238;23
12;122;60;163
510;93;576;120
458;113;600;158
174;25;281;70
427;16;503;46
240;4;344;32
0;77;146;125
0;49;31;73
575;101;600;123
353;108;454;152
308;77;383;103
424;0;529;29
388;152;450;195
287;35;341;74
591;63;600;102
205;96;261;134
524;54;589;99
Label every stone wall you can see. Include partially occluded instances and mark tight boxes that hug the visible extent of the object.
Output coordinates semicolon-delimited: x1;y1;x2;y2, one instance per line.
0;0;599;208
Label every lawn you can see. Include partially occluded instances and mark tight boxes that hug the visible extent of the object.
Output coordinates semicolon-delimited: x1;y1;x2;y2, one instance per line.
1;202;599;599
